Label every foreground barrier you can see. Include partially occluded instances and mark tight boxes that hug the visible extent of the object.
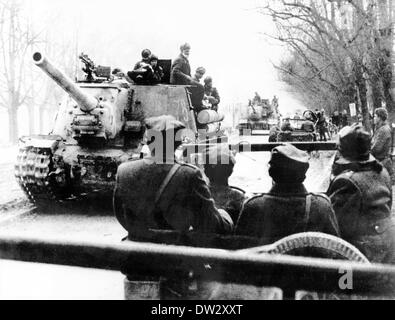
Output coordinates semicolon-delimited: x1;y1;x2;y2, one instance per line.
0;234;394;298
183;141;337;156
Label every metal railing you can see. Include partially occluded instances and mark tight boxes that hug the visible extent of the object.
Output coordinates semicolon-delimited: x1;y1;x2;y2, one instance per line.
0;234;394;298
183;141;337;156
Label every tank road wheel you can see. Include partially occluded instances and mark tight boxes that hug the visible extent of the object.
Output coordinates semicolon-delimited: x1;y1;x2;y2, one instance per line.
208;233;369;300
241;232;370;300
246;232;369;262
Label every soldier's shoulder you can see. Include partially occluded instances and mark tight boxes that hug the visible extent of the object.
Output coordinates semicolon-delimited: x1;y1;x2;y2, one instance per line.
309;192;331;204
116;159;147;181
176;161;202;176
118;159;144;172
177;161;199;170
331;169;355;181
384;125;392;135
229;185;246;194
243;193;265;207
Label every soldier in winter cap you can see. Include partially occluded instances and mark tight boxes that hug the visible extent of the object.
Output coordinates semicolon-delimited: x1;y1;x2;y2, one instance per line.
268;144;309;183
203;144;245;223
236;143;339;242
328;123;395;264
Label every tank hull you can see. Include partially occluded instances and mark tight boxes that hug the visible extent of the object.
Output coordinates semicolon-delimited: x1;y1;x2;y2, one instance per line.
238;118;278;136
276;131;317;142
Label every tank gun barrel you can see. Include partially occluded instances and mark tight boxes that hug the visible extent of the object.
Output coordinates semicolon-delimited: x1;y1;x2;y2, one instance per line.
33;52;98;112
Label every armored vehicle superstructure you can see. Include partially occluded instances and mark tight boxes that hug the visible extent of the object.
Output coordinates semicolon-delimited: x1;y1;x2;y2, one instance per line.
269;110;317;142
14;52;225;205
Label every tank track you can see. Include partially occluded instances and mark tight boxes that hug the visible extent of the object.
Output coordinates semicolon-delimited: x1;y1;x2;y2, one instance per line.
14;146;67;203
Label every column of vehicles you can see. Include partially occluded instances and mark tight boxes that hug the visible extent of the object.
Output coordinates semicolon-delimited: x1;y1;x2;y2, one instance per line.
12;53;387;300
14;52;225;206
238;97;337;142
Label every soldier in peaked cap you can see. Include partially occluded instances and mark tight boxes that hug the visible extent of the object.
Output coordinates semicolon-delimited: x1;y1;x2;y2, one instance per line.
327;124;395;264
235;143;339;244
116;117;233;300
203;144;246;223
113;115;233;241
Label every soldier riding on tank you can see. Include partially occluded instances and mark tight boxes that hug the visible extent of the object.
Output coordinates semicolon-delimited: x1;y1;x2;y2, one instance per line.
14;51;226;207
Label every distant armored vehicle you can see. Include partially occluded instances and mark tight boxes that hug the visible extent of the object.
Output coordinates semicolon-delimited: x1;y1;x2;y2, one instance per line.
238;99;279;136
270;111;317;142
14;52;225;205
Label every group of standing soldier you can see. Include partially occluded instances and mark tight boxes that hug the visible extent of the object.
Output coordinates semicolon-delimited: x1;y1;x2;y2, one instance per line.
170;43;220;114
240;121;395;266
113;110;395;298
110;44;395;298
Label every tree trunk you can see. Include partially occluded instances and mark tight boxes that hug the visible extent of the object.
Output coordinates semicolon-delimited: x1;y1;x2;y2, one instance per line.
382;72;395;123
370;76;383;110
8;107;19;144
39;105;45;133
356;78;371;132
28;104;35;135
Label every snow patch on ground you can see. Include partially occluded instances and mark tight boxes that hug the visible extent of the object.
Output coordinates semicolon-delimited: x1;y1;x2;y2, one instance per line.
0;145;18;165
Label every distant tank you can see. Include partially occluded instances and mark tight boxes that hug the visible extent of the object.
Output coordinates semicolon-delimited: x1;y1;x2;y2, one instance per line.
14;52;225;205
270;110;318;142
237;99;279;136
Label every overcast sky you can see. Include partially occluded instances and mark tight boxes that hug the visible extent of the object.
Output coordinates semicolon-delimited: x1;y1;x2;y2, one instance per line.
25;0;304;112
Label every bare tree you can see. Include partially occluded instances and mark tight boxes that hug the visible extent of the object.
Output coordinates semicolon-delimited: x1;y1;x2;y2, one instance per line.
0;0;42;143
258;0;392;131
0;0;79;141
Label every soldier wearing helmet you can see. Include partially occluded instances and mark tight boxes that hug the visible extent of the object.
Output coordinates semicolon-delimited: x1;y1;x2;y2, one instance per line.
129;49;155;84
235;143;340;243
328;124;395;264
133;48;152;70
